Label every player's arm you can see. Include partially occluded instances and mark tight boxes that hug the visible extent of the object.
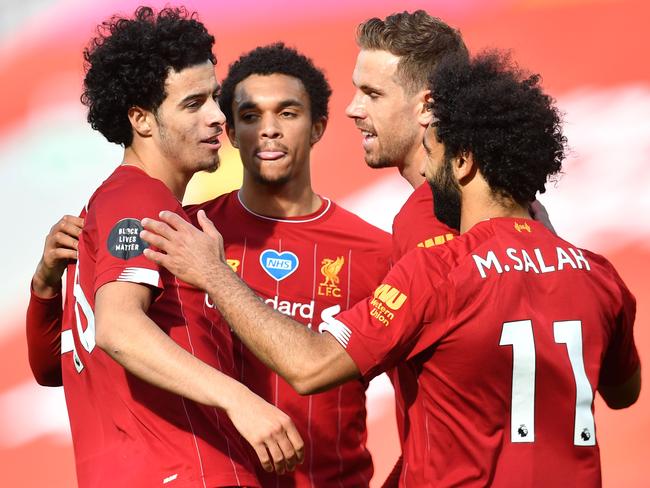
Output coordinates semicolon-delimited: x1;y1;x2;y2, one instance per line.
95;280;304;474
597;277;641;410
27;215;83;386
598;366;641;409
140;210;361;395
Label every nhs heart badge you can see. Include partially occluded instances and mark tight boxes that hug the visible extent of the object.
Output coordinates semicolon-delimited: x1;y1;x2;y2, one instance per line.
259;250;300;281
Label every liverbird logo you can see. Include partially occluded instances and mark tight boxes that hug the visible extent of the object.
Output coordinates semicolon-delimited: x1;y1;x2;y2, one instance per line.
514;222;532;233
318;256;345;297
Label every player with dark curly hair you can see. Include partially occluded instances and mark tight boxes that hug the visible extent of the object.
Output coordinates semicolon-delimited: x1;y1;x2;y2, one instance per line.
425;50;565;231
186;42;390;487
141;49;640;487
26;40;389;487
25;6;304;487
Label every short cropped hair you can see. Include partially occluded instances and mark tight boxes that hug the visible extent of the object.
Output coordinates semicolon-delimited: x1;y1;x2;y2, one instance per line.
220;42;331;125
81;6;216;147
430;50;566;204
356;10;468;94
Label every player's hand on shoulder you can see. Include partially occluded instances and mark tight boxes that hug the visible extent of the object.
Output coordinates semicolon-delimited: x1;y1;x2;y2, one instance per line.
32;214;84;298
141;209;226;290
226;387;304;475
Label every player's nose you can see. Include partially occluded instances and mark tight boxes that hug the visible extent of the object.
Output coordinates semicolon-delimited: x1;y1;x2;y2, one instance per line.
345;93;365;119
208;98;226;127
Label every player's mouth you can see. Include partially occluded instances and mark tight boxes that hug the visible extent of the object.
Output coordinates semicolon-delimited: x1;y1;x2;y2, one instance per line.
201;134;221;150
256;146;288;161
359;129;377;150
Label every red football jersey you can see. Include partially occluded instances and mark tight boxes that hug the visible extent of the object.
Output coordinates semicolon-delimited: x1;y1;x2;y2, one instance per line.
389;182;459;454
189;190;392;488
391;182;458;262
330;218;638;487
60;166;258;488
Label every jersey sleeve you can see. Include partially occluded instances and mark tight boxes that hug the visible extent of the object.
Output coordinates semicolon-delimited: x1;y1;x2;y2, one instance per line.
599;276;640;386
26;283;63;386
326;249;450;380
89;178;183;295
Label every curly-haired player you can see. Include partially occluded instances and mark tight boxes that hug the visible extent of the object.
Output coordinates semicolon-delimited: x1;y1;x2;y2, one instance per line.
26;40;390;487
141;49;640;487
25;6;303;487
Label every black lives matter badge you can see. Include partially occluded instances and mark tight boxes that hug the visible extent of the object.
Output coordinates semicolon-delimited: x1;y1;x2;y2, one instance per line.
107;218;148;260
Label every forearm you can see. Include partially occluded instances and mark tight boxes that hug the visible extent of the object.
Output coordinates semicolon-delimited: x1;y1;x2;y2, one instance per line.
26;283;63;386
97;308;250;411
139;209;360;393
204;261;358;394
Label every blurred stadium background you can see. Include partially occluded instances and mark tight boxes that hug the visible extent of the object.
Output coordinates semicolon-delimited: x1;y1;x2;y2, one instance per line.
0;0;648;486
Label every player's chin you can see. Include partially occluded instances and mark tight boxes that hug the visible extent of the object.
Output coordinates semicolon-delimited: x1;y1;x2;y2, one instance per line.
200;157;220;173
364;154;395;169
257;171;292;186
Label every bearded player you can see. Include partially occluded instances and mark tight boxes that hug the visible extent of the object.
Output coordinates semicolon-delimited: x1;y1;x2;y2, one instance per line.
141;50;640;487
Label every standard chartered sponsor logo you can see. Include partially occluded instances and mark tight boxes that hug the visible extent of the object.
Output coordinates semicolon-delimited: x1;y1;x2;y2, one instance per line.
205;293;343;332
264;295;314;324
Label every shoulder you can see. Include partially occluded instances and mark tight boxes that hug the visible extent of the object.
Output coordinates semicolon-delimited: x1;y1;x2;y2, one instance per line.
185;190;234;220
88;166;182;224
327;200;391;248
327;200;390;239
94;167;177;207
577;247;634;302
393;183;433;225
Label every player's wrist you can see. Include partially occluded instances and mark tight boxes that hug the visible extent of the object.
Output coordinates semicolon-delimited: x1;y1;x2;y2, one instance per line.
31;267;62;299
219;378;254;415
203;259;230;296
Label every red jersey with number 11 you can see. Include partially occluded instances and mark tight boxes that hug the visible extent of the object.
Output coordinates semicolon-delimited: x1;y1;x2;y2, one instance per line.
331;218;638;487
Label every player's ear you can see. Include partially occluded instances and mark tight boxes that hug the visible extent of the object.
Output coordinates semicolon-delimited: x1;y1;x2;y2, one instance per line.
128;106;153;137
454;150;476;184
416;90;433;127
310;116;327;145
226;123;239;149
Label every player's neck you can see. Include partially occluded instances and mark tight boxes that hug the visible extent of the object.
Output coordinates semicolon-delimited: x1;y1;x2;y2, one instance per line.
398;144;426;188
460;187;531;234
399;165;425;189
122;146;189;201
239;175;322;218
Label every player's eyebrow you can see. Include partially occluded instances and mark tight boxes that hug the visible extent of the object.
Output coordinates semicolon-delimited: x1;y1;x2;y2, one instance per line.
276;99;305;110
358;83;385;96
178;92;207;106
237;99;305;112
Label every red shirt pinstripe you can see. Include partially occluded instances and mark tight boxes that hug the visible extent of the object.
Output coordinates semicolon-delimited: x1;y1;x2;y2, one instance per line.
60;166;258;488
189;190;392;488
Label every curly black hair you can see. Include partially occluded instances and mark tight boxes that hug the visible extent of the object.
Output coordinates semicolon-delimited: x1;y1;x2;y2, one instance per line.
81;6;216;147
429;50;566;204
220;43;331;125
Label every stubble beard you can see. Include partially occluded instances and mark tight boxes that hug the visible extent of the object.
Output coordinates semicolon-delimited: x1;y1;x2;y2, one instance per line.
158;119;220;174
